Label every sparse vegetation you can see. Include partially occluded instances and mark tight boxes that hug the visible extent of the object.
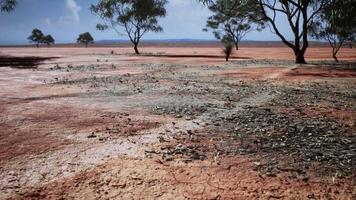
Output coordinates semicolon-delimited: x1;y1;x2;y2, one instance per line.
1;1;356;199
91;0;168;54
28;29;55;48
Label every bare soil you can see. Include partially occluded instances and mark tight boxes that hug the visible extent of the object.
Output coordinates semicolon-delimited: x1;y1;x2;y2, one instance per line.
0;47;355;199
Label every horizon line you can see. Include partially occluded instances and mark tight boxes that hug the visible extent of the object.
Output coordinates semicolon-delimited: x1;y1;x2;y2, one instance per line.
0;39;329;46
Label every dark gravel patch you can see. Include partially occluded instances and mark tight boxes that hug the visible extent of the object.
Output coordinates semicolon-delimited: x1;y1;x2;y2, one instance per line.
0;56;58;68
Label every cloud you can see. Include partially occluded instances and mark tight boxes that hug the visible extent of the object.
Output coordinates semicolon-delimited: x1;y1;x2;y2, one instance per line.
66;0;81;23
59;0;81;25
42;18;52;26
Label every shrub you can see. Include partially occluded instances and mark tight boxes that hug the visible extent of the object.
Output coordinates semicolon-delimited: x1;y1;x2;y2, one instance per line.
223;43;234;61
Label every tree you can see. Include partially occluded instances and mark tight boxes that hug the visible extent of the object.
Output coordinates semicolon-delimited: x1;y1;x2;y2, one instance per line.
0;0;17;12
28;29;45;48
310;0;356;62
201;0;327;64
77;32;94;47
204;0;265;50
42;35;55;47
349;38;355;48
91;0;167;54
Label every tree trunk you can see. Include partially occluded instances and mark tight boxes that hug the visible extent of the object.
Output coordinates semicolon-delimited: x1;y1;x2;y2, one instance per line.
235;42;239;51
36;44;39;48
225;56;229;62
85;43;88;48
333;50;339;63
294;50;306;64
134;43;140;54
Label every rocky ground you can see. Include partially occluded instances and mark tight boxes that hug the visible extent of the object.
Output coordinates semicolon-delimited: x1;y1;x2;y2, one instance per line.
0;47;355;199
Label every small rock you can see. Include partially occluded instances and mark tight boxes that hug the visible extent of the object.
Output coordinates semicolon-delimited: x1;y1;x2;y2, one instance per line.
87;133;97;138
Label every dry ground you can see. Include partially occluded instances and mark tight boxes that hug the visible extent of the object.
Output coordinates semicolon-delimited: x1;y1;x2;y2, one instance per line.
0;47;355;199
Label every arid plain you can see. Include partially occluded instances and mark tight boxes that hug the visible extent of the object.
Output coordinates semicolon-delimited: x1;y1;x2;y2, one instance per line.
0;46;355;199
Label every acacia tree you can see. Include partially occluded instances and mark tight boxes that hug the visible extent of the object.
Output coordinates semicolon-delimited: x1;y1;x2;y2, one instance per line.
91;0;167;54
42;35;55;47
201;0;327;64
77;32;94;47
256;0;327;64
28;29;45;48
0;0;17;12
204;0;265;50
310;0;356;62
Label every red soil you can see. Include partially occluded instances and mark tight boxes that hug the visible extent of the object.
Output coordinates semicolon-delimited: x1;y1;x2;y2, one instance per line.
0;47;355;199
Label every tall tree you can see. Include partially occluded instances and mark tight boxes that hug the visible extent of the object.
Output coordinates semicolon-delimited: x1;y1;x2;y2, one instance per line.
310;0;356;62
0;0;17;12
42;35;55;47
204;0;265;50
77;32;94;47
201;0;327;64
91;0;168;54
28;29;45;48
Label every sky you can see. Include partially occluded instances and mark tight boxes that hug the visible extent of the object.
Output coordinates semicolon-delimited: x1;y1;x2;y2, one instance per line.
0;0;292;45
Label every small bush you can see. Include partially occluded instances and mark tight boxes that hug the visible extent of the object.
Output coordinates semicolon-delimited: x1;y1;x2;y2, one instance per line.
223;43;234;62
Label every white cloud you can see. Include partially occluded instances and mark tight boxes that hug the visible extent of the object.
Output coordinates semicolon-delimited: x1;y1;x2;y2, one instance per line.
59;0;81;25
66;0;81;23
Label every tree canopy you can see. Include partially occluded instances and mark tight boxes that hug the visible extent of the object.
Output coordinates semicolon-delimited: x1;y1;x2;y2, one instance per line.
42;35;55;47
91;0;168;54
204;0;266;50
200;0;328;64
28;29;45;48
310;0;356;62
77;32;94;47
28;29;55;48
0;0;17;12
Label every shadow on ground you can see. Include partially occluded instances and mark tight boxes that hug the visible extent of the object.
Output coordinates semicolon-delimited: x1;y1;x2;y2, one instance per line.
0;56;58;68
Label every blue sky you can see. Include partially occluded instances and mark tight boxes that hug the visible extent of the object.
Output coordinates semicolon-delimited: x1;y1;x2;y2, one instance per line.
0;0;291;45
